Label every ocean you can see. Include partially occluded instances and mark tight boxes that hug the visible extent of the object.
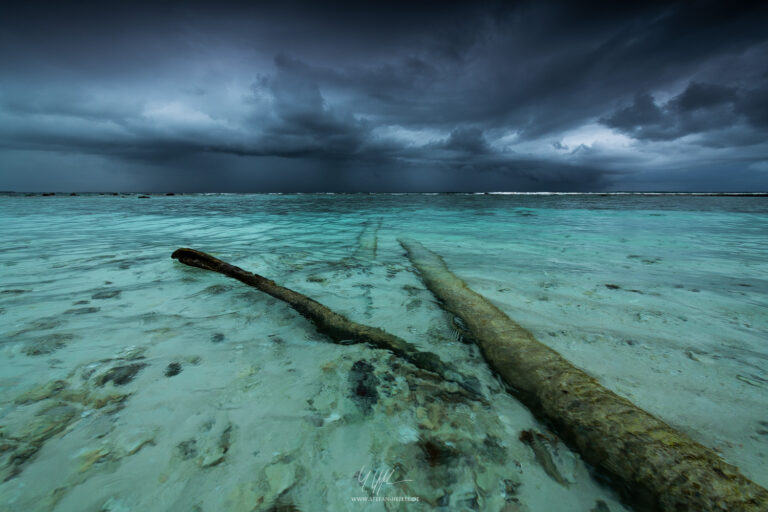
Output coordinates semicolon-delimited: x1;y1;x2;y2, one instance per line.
1;193;767;511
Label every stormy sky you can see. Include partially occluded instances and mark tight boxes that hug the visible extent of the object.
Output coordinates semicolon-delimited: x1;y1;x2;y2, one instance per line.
1;1;767;192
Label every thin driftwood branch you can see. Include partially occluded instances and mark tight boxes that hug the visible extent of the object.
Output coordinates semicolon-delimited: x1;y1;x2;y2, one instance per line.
171;248;482;399
399;238;768;512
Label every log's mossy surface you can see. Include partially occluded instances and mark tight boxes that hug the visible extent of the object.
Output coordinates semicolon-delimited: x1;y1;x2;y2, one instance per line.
399;238;768;512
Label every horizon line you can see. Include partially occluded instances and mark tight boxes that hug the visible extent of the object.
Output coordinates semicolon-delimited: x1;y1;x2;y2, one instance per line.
2;191;768;197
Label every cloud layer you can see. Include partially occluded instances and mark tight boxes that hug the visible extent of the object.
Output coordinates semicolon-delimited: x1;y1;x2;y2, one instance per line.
1;1;767;191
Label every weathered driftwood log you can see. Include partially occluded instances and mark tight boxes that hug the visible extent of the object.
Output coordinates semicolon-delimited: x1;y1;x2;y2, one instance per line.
171;248;480;398
399;239;768;512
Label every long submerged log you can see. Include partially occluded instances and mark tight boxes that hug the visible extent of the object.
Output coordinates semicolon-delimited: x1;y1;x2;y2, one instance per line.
399;239;768;512
353;219;381;261
171;248;480;398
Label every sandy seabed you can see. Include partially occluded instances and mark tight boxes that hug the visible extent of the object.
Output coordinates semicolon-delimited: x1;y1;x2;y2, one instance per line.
1;193;766;511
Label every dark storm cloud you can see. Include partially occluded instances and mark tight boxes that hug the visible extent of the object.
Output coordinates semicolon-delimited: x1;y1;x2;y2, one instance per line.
441;128;492;155
672;82;738;111
740;85;768;129
1;1;767;191
252;54;371;159
602;80;768;143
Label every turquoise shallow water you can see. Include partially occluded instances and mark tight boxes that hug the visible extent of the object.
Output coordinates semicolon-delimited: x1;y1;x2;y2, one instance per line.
1;193;767;511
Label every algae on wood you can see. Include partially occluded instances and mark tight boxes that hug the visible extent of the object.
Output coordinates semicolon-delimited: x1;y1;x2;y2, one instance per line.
399;238;768;512
171;248;480;398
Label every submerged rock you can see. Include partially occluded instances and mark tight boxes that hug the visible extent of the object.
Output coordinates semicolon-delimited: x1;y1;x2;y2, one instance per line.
402;284;422;297
627;254;662;264
15;317;63;334
200;423;233;468
265;462;296;496
14;380;68;404
503;479;520;502
482;435;508;465
177;440;198;460
96;363;147;386
164;362;182;377
1;289;27;295
0;403;78;481
348;360;379;413
117;345;147;361
405;298;422;311
64;306;100;315
420;438;458;467
91;290;121;300
27;404;78;441
174;419;234;468
202;284;232;295
176;420;234;468
22;333;73;356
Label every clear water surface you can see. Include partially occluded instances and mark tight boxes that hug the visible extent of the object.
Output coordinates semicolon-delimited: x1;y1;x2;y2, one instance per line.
1;193;767;511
